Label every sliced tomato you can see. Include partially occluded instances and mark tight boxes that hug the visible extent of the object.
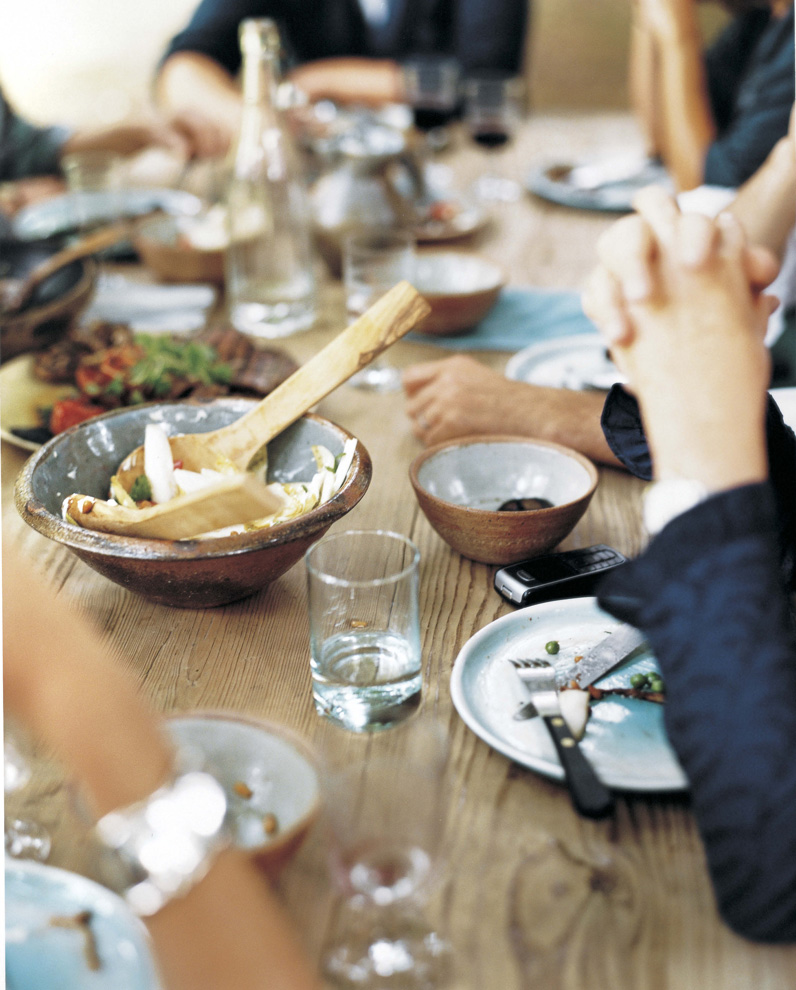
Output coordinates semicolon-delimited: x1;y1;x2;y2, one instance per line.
49;398;104;434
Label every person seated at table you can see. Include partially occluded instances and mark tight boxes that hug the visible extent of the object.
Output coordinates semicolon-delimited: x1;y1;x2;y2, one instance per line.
579;186;796;943
402;106;796;463
0;84;227;217
629;0;794;190
3;557;321;990
155;0;529;151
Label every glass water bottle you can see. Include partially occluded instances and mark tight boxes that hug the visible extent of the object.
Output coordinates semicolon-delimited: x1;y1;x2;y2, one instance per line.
225;18;317;338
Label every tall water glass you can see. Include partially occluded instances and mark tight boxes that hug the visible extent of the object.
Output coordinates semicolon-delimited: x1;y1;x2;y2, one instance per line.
343;229;415;392
306;530;422;732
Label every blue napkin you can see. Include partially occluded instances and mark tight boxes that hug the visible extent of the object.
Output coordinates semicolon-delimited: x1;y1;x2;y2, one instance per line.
407;286;600;351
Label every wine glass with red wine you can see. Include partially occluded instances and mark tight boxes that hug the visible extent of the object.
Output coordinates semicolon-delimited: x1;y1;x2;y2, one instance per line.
403;58;460;151
464;75;524;202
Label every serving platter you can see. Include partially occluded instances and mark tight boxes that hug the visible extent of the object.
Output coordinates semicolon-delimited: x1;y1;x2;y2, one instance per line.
450;596;688;792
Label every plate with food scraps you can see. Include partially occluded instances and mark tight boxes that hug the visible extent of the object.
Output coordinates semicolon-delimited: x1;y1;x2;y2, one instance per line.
505;334;626;391
0;326;299;452
525;155;672;213
450;596;688;792
5;858;162;990
414;194;488;243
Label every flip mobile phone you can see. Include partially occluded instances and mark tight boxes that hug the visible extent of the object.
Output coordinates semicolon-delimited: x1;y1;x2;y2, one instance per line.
494;544;627;607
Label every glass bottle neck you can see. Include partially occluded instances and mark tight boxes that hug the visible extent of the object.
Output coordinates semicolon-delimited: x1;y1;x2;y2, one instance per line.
241;51;279;109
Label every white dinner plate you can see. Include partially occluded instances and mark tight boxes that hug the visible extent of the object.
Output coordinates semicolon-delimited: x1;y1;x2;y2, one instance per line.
450;597;688;792
505;334;626;390
526;155;672;213
5;858;162;989
12;188;202;241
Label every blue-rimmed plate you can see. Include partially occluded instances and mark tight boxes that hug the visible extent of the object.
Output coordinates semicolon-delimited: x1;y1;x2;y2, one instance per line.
526;156;672;213
450;596;688;792
5;858;162;989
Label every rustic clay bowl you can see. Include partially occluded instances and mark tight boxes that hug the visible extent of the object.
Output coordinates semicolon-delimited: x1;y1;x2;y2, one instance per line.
409;435;598;564
165;712;321;875
15;398;372;607
413;251;504;336
0;253;97;362
133;213;225;284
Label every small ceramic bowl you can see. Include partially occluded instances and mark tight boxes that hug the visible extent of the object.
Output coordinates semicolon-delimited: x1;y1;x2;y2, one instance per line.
165;712;321;874
15;398;371;607
133;213;225;284
409;435;598;564
413;251;504;336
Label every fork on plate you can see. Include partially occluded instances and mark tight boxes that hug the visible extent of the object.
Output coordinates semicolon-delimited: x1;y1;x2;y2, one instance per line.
509;657;614;818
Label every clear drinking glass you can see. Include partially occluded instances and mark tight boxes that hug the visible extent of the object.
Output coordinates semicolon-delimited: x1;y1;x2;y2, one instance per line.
343;228;415;392
5;734;51;862
305;530;422;732
463;75;524;203
319;713;456;989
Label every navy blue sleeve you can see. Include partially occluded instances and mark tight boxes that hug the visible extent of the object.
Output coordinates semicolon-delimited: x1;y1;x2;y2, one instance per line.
163;0;272;75
598;484;796;942
702;8;794;187
600;385;796;586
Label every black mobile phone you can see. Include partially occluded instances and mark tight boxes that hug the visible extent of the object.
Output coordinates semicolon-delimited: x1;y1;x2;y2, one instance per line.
494;544;627;607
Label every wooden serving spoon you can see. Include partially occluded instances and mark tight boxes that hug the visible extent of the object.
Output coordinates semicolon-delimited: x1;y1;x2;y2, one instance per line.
66;280;429;540
64;472;286;540
113;279;430;493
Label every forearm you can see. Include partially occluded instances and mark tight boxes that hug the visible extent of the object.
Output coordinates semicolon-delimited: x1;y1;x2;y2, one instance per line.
526;387;624;467
156;52;242;133
288;58;402;106
3;561;320;990
728;134;796;260
656;18;716;190
628;13;664;157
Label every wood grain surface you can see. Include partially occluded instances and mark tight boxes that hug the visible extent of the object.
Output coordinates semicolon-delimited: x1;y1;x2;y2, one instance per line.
5;113;796;988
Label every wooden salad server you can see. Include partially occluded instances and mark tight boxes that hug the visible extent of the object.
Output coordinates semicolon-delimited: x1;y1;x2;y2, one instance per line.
113;280;430;492
65;472;287;541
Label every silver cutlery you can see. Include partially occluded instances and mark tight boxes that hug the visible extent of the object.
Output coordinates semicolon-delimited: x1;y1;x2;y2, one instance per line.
509;657;614;818
556;623;646;689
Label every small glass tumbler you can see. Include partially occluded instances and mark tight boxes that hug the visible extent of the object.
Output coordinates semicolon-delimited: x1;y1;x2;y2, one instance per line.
306;530;422;732
61;150;124;231
343;228;415;392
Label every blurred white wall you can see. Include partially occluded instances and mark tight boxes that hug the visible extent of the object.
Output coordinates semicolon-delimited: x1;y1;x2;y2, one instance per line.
0;0;197;127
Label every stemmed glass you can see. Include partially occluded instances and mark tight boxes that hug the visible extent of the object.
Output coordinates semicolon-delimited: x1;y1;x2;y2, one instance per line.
463;75;524;203
5;732;51;862
319;713;456;989
343;228;416;393
403;58;461;152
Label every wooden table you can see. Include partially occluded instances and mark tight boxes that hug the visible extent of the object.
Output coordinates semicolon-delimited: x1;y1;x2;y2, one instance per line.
5;113;796;989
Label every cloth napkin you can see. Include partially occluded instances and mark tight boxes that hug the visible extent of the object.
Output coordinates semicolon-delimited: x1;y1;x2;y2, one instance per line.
82;273;216;333
406;286;600;352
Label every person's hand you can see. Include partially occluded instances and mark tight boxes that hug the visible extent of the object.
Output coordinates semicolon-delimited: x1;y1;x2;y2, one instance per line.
60;109;230;163
403;356;536;445
401;354;620;466
168;107;232;159
0;175;65;217
582;186;777;490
